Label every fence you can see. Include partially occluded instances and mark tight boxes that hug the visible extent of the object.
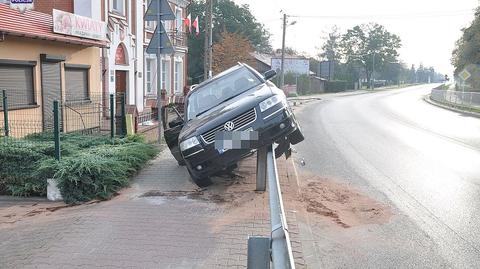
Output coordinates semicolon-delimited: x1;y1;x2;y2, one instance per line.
430;89;480;110
0;89;136;148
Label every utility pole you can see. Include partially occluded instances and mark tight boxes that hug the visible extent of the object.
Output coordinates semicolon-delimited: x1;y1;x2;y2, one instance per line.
371;52;375;90
280;13;287;88
204;0;213;80
156;0;163;142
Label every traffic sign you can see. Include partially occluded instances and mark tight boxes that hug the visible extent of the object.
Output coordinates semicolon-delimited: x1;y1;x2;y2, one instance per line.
459;69;471;82
145;0;175;21
146;23;174;54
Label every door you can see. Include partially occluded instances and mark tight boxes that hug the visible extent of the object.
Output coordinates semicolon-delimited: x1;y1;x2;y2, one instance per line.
41;62;62;131
164;106;185;165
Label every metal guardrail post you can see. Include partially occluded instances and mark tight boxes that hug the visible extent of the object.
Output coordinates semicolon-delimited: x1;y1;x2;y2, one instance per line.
267;145;296;269
53;100;61;161
2;90;9;137
110;94;115;140
256;146;267;191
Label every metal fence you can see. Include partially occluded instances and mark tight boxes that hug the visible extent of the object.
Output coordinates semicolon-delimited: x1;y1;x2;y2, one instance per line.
1;90;130;145
430;89;480;109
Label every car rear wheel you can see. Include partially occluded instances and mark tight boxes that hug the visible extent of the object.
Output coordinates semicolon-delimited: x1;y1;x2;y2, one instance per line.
188;168;213;187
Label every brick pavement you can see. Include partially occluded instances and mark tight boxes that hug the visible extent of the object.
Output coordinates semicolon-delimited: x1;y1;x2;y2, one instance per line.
0;149;305;269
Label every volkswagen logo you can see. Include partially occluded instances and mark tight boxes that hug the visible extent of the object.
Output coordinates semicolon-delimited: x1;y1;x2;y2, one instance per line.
224;121;235;131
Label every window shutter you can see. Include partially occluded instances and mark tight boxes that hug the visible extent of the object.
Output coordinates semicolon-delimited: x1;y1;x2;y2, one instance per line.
0;65;34;109
65;68;89;101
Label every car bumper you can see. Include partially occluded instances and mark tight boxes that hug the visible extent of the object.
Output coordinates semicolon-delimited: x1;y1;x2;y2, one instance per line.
183;106;298;179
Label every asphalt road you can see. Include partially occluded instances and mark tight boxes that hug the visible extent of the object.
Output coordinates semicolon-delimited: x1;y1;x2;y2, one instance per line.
293;85;480;268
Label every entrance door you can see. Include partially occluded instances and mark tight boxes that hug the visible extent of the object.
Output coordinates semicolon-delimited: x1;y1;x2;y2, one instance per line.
41;62;62;130
115;70;127;109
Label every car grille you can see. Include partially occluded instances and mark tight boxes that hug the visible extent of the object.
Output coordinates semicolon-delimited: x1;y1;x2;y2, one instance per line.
201;108;257;144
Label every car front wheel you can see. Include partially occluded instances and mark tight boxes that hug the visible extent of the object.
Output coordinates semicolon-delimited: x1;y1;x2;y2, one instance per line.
187;167;213;187
289;128;304;145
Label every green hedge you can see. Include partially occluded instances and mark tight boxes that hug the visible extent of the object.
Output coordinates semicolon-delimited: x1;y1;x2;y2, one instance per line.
325;81;354;92
0;134;159;203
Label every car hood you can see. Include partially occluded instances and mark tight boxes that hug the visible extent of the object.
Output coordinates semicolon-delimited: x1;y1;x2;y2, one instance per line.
180;83;273;140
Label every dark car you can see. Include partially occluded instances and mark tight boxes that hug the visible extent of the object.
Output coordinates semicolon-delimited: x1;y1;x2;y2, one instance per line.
164;63;304;187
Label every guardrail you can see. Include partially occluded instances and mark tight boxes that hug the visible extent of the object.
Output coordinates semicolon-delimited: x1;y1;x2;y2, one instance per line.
431;89;480;109
247;144;296;269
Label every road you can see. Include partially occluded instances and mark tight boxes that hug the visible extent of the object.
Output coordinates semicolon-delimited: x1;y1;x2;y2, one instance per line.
293;85;480;268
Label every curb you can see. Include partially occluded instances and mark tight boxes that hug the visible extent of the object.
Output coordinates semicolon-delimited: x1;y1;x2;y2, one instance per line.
424;95;480;119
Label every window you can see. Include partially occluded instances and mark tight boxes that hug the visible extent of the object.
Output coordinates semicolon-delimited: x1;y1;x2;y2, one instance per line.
0;63;35;109
174;61;183;94
145;58;154;94
176;9;183;32
112;0;125;15
145;0;155;30
161;60;170;90
65;67;89;101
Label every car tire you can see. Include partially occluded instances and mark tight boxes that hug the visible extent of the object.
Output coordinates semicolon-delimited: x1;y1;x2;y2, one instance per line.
188;168;213;187
289;128;304;145
177;159;186;166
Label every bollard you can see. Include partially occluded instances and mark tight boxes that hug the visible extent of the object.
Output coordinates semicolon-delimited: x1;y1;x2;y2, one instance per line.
2;90;8;137
110;94;115;140
53;100;61;161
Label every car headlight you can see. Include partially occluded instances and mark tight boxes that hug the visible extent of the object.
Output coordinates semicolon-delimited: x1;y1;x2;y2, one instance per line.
180;137;200;152
259;95;283;112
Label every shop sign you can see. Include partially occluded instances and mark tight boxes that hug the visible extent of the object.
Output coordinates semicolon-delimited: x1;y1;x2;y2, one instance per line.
53;9;106;41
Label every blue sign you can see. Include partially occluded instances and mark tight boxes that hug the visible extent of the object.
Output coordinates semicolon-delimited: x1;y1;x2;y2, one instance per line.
11;0;34;3
146;23;174;54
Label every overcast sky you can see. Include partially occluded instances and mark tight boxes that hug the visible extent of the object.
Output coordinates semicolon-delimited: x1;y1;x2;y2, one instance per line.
232;0;479;76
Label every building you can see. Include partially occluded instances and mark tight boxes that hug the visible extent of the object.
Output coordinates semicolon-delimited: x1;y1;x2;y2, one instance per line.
0;0;189;137
142;0;189;110
0;2;106;136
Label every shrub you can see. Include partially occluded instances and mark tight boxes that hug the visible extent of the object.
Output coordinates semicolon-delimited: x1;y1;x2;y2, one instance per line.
0;141;48;196
1;133;158;202
36;142;159;204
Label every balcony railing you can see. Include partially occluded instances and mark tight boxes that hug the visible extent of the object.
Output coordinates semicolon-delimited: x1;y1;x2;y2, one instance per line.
168;30;187;48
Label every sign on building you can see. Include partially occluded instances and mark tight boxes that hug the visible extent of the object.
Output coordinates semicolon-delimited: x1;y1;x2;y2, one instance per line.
271;58;310;75
52;9;107;41
10;0;34;13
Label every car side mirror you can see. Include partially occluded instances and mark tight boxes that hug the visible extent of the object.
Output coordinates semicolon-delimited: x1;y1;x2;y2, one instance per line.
264;70;277;81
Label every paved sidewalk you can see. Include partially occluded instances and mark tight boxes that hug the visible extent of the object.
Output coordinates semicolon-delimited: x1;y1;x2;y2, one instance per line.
0;149;305;269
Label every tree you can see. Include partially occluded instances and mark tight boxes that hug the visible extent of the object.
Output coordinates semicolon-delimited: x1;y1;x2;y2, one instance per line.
187;0;271;84
340;23;401;86
452;7;480;90
319;26;341;63
212;31;255;74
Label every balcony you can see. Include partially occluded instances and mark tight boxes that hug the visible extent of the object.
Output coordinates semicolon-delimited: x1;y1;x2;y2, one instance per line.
169;30;187;48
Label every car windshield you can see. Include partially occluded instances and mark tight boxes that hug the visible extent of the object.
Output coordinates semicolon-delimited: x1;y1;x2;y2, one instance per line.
186;66;262;120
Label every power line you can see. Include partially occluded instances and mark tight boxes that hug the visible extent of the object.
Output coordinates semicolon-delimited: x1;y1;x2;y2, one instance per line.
289;9;475;20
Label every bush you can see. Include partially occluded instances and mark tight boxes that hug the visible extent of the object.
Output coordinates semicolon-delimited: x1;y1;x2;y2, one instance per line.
326;81;354;92
1;133;159;202
36;141;159;204
0;141;48;196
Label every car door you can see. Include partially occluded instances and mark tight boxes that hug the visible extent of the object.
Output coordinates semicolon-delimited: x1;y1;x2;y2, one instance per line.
163;106;185;165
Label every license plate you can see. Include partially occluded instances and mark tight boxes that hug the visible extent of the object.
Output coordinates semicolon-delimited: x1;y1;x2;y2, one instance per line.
215;130;259;151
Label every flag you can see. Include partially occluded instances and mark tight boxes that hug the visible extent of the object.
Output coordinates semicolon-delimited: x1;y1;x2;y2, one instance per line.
192;16;199;36
183;14;191;33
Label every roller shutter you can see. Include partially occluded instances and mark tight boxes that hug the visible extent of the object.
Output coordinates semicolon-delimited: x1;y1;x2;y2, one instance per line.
41;62;62;130
0;65;34;109
65;68;89;101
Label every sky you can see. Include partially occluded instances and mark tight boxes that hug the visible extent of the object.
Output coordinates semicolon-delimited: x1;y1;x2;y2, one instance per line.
232;0;479;76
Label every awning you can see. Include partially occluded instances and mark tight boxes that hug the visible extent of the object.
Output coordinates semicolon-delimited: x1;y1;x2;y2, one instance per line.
0;4;107;48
